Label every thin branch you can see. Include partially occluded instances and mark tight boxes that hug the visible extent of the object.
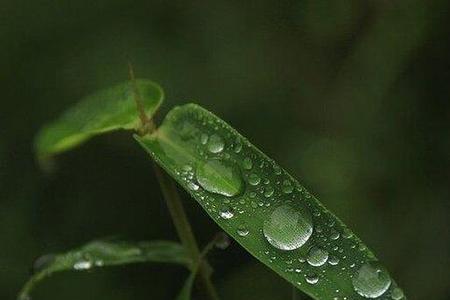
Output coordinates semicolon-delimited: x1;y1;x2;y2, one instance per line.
128;65;219;300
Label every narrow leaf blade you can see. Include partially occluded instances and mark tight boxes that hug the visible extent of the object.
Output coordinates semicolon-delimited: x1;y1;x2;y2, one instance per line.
35;79;163;159
19;240;189;300
135;104;405;300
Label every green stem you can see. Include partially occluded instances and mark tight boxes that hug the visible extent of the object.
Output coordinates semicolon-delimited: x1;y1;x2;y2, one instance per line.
153;164;220;300
127;63;218;299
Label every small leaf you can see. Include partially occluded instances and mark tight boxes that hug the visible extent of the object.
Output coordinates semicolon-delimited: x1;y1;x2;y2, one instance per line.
135;104;405;300
18;240;189;300
35;79;163;160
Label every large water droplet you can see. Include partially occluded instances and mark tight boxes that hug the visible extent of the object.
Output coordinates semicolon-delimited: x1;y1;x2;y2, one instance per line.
263;204;313;251
352;261;391;298
196;159;243;197
207;134;224;153
307;246;329;267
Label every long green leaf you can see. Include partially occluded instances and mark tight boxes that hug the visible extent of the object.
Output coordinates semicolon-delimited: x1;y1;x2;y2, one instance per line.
35;79;163;160
135;104;405;300
18;240;190;300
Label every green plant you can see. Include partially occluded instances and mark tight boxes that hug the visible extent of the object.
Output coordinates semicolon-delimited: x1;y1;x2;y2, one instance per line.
22;70;406;300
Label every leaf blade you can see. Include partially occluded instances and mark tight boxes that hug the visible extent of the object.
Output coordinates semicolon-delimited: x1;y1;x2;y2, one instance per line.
18;239;189;300
35;79;163;159
135;103;405;300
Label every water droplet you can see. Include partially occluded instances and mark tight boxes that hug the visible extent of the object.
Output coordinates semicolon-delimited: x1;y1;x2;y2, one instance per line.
263;204;313;251
187;182;199;191
282;180;294;194
328;255;340;266
342;229;353;239
234;139;242;153
352;261;391;298
307;246;329;267
330;229;340;240
305;273;319;284
391;287;404;300
248;173;261;186
73;260;93;270
196;159;243;197
237;225;249;237
274;166;282;175
200;133;208;145
242;157;253;170
219;207;234;219
207;134;224;153
264;186;274;197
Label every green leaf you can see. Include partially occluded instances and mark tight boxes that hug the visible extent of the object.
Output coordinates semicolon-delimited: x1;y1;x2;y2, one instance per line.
35;79;163;160
135;104;406;300
18;239;189;300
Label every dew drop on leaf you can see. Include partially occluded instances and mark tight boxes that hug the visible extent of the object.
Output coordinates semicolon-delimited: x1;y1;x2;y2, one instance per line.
352;261;391;298
196;159;243;197
264;186;274;197
263;204;313;251
281;180;294;194
328;255;340;266
307;246;329;267
248;173;261;186
219;207;234;219
305;273;319;284
200;133;208;145
207;134;224;153
73;259;93;270
330;229;340;240
237;225;249;237
242;157;253;170
187;182;199;191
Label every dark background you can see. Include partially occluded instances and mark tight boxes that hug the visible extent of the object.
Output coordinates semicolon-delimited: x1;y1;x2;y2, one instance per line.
1;1;449;299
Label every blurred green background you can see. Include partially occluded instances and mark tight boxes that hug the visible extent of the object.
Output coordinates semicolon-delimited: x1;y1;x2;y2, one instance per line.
1;0;449;299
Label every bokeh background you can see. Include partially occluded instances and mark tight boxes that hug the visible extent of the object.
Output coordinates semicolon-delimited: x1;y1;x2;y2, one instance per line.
1;1;449;299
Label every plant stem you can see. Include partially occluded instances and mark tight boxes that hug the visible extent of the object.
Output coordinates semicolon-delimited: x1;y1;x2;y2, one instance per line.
153;165;220;300
127;63;218;299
